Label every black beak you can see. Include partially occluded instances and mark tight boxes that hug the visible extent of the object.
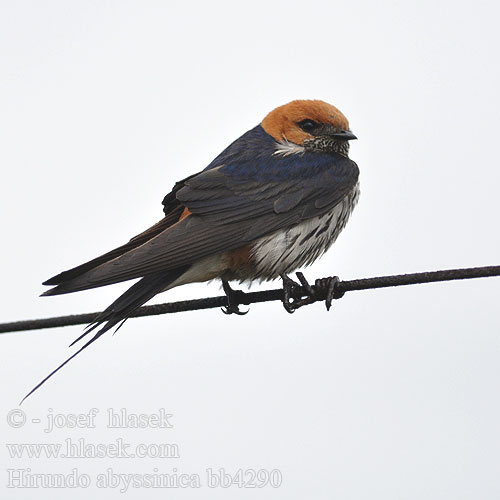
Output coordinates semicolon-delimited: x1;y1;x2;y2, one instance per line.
332;130;357;141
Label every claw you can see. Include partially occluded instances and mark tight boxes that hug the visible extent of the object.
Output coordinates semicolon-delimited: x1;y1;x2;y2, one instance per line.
314;276;342;310
221;304;248;315
281;273;343;313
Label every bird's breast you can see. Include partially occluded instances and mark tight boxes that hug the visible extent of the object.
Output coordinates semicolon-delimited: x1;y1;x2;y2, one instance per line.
224;183;360;282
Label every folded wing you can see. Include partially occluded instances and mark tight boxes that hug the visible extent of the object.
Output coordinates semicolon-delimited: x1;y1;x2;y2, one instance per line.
43;152;359;295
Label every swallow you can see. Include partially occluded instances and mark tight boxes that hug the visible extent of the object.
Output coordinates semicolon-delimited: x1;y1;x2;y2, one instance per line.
23;99;359;401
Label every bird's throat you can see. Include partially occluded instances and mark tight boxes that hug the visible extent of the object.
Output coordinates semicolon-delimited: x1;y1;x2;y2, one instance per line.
304;137;350;157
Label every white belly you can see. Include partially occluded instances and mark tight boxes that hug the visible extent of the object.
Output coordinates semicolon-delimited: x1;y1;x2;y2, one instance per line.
168;183;360;287
249;183;360;280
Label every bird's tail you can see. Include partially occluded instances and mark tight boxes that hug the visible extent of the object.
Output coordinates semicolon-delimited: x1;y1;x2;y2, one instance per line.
21;265;190;404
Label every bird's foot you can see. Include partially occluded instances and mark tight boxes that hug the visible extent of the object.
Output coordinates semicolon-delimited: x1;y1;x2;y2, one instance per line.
314;275;344;310
221;280;249;315
281;272;344;313
281;272;314;313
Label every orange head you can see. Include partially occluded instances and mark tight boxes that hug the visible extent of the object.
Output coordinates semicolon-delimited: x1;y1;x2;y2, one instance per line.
261;100;355;149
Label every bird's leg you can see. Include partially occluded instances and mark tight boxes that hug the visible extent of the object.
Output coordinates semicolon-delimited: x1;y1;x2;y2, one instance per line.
281;274;299;313
281;272;314;313
221;280;249;316
281;272;344;313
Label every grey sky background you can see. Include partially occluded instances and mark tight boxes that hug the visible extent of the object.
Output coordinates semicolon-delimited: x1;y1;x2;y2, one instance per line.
1;1;499;498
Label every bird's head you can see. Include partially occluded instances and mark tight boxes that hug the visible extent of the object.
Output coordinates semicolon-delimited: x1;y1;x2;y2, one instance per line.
261;99;356;156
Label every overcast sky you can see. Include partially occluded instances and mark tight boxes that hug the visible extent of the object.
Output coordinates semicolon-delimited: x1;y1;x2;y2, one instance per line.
1;1;499;499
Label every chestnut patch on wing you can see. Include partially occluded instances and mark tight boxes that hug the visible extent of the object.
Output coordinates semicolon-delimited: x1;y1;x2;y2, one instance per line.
179;207;192;221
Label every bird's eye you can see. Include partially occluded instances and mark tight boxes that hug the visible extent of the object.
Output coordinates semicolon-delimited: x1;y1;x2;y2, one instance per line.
297;119;319;133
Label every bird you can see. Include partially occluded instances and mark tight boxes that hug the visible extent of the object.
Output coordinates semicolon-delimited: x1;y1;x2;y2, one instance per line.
23;99;360;402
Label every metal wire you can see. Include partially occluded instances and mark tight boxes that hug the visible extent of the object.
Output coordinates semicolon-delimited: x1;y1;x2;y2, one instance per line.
1;265;499;334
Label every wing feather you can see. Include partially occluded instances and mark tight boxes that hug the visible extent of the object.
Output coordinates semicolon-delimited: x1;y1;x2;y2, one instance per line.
43;180;189;288
44;152;358;294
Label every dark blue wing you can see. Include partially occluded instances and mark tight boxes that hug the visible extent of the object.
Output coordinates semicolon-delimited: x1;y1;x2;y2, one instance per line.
44;127;358;293
179;149;358;227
